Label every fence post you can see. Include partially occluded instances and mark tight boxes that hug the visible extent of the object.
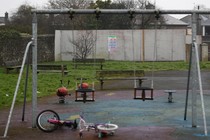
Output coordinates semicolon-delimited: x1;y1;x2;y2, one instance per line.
201;43;208;61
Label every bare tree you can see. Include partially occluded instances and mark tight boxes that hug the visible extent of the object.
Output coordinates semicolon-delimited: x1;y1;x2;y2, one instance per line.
10;3;50;34
69;30;96;59
48;0;91;9
134;0;165;29
47;0;95;30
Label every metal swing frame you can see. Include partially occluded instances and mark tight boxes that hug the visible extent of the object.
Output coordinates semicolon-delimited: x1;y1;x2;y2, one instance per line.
30;8;209;136
3;8;210;138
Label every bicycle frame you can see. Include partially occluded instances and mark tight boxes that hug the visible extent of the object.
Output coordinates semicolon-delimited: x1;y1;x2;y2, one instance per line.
78;115;118;138
48;118;77;127
36;110;118;138
79;115;97;132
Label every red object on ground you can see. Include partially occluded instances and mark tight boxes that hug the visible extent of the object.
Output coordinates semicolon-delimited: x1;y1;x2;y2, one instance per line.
78;83;89;89
57;87;68;96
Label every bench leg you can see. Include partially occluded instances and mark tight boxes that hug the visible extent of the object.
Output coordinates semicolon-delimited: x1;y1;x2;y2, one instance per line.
134;89;137;99
6;68;9;74
16;68;20;73
151;89;153;99
142;90;145;101
138;79;142;87
92;91;95;101
100;80;104;90
75;91;78;101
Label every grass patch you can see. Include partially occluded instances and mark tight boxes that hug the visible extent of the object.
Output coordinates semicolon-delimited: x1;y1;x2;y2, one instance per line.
0;60;210;109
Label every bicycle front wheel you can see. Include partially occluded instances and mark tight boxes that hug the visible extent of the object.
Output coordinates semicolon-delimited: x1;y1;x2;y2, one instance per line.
97;123;118;131
36;110;60;132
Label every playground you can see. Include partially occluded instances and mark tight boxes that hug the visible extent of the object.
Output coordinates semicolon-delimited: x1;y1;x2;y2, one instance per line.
1;70;210;140
1;7;210;140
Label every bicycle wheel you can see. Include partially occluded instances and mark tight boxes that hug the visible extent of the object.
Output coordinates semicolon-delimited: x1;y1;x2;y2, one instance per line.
97;123;118;131
36;110;60;132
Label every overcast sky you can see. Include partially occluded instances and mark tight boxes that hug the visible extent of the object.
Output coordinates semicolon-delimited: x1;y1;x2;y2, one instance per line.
0;0;210;18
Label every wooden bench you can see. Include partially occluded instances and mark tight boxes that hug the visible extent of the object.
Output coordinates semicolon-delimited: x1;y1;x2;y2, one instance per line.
96;70;145;90
37;64;68;75
3;60;21;74
73;58;105;70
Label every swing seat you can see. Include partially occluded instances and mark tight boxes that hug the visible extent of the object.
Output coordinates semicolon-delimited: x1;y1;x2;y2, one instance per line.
75;78;95;103
134;87;153;101
75;88;95;103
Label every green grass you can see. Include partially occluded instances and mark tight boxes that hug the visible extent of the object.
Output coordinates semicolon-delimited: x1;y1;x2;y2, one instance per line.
0;60;210;109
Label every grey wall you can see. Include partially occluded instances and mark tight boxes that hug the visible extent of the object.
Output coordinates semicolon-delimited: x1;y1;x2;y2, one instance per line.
55;29;187;61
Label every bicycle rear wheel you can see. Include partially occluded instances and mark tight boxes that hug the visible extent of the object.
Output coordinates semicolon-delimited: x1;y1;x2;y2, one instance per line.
36;110;60;132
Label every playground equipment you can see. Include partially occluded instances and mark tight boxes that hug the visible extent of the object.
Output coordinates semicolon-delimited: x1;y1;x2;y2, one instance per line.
130;10;155;101
3;8;210;138
164;90;176;103
56;80;71;103
70;10;98;104
75;78;95;103
28;8;208;136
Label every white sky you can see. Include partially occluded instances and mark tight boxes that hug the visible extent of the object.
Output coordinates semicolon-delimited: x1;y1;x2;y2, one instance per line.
0;0;49;16
0;0;210;18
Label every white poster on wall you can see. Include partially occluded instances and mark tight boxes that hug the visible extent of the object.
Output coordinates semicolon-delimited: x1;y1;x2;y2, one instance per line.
108;35;117;52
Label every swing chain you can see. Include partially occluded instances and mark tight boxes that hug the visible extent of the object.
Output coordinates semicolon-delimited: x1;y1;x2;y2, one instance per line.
154;9;161;20
68;8;75;20
129;8;135;20
95;8;101;20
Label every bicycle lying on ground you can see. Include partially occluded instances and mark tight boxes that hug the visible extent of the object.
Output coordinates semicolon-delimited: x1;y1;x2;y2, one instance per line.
78;114;118;138
36;110;118;138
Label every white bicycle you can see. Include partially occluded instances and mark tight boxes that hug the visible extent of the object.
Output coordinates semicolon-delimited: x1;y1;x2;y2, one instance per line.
78;115;118;138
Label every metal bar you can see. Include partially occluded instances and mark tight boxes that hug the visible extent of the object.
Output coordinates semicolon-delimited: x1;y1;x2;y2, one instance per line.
184;44;192;120
22;44;31;122
29;7;209;133
194;42;208;136
3;41;33;138
32;13;38;128
191;13;198;128
31;9;210;15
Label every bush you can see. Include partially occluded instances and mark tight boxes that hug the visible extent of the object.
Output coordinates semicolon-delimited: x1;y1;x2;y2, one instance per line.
0;29;21;40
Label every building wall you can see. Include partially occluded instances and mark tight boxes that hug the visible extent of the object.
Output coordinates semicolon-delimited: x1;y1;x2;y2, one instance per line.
55;29;187;61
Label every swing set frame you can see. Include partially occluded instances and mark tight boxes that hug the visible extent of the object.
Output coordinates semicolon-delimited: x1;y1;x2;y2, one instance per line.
3;8;210;138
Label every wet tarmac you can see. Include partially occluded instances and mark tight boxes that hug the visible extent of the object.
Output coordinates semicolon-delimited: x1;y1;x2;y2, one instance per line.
1;70;210;140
